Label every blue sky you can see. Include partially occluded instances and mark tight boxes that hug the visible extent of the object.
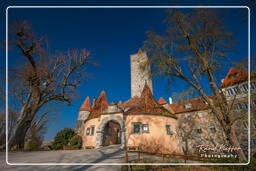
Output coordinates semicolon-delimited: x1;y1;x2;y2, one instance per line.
0;0;254;141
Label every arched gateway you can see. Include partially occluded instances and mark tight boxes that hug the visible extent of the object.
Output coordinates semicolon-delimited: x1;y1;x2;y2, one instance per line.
95;115;125;148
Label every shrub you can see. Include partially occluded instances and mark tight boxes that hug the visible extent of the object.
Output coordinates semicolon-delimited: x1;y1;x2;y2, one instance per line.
52;128;75;150
24;141;38;151
70;135;82;149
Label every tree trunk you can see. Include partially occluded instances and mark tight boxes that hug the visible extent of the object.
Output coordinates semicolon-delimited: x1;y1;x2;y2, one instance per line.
226;128;247;162
8;112;34;149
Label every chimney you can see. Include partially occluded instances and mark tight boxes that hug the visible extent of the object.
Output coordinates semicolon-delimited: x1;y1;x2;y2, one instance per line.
169;97;173;104
221;79;224;83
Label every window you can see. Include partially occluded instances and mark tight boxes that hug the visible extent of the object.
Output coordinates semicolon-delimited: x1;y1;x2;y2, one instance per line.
185;103;192;109
133;123;141;134
166;125;174;135
252;139;256;145
195;128;202;134
233;87;239;94
209;126;216;133
142;124;149;133
185;113;191;119
229;73;238;78
241;84;249;92
198;112;204;118
234;102;248;111
251;82;256;90
86;128;90;135
227;87;239;96
90;126;95;135
133;123;149;134
243;121;248;129
86;126;95;136
253;99;256;106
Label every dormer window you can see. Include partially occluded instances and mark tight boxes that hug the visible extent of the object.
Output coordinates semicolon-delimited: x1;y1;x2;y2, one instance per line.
185;103;192;109
229;72;238;78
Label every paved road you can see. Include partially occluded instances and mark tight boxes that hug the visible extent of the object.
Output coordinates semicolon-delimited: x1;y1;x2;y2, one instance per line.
0;145;125;171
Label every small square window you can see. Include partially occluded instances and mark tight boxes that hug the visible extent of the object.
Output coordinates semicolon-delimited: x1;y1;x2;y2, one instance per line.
209;126;216;133
142;124;149;133
185;113;191;119
133;123;141;134
196;128;202;134
166;125;174;135
198;112;203;118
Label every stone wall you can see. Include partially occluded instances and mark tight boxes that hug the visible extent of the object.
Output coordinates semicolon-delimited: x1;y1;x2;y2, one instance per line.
176;110;227;155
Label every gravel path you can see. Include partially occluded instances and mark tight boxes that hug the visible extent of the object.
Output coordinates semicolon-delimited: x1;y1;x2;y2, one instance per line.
0;145;125;171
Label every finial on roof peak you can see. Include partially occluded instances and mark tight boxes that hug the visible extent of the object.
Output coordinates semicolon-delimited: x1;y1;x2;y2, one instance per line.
138;48;143;54
100;90;106;95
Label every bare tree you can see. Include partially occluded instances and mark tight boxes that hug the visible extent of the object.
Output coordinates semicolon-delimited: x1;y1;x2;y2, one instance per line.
144;9;247;161
7;21;91;149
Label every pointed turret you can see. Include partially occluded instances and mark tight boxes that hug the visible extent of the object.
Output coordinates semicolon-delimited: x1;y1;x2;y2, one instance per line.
90;90;109;117
77;96;91;135
80;96;91;111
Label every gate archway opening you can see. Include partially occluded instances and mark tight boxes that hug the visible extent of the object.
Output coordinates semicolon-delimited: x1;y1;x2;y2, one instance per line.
102;120;121;146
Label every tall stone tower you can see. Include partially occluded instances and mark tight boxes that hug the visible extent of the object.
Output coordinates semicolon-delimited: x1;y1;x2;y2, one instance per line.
130;49;153;97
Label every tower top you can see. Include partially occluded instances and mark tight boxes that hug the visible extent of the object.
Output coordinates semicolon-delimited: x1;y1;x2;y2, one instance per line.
80;96;91;111
130;49;153;97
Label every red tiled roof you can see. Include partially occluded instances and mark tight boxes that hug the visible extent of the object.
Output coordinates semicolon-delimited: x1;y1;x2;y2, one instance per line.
119;96;140;108
88;90;109;119
220;68;248;88
158;97;167;105
122;84;177;119
80;96;91;111
169;97;209;114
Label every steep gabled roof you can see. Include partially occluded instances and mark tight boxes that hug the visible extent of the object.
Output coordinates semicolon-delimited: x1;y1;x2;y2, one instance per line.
122;84;177;119
88;90;109;119
220;68;248;88
158;97;168;105
80;96;91;111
